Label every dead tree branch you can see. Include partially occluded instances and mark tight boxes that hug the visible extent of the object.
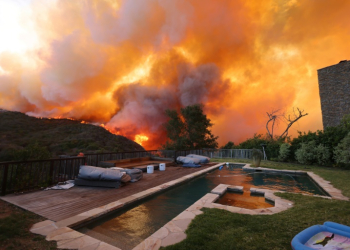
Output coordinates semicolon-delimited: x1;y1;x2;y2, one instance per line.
266;109;282;139
279;108;308;139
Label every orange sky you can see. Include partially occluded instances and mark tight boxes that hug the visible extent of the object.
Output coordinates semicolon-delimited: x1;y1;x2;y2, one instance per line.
0;0;350;149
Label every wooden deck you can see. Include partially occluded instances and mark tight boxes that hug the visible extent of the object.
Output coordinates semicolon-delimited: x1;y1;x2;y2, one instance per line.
1;164;217;222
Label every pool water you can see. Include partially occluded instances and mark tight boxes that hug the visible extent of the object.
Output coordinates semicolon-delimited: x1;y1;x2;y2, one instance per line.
78;164;327;250
206;164;327;195
216;191;274;209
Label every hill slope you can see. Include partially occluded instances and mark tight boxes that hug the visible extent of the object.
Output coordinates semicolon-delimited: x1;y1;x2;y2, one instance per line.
0;110;144;161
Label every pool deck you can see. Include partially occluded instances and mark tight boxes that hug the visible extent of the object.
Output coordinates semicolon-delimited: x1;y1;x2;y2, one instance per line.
0;163;218;222
4;163;350;250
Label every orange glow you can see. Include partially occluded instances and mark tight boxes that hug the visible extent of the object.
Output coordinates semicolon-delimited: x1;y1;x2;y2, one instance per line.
134;134;149;146
1;0;350;149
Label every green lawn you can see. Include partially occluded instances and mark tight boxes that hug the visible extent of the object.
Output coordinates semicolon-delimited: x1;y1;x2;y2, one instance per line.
162;159;350;250
0;199;56;250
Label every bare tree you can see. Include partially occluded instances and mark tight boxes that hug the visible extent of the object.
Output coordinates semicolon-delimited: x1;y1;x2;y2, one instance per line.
266;108;308;140
266;109;283;139
279;108;308;138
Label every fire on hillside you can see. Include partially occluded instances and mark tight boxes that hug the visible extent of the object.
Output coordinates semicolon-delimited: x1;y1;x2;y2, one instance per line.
1;1;348;148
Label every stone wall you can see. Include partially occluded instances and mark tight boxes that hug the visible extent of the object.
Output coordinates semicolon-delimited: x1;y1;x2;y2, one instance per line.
318;60;350;128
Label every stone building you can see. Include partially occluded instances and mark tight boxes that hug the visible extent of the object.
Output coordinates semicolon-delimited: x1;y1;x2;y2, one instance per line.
318;60;350;128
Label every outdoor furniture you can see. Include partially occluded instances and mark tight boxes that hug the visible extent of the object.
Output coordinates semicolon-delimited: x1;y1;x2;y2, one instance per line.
291;221;350;250
75;165;131;188
177;156;201;165
186;154;210;163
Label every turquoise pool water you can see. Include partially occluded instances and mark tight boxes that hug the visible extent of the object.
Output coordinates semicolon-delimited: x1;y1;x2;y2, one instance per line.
78;164;327;249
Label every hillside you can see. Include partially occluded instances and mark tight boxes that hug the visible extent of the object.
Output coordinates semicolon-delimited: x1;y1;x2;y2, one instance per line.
0;110;144;161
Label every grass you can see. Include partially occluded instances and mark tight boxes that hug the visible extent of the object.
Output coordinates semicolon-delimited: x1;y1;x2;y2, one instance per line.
0;199;56;250
162;159;350;250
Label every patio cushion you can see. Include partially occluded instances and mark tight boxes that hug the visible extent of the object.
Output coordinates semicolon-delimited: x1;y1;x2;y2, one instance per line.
78;165;126;182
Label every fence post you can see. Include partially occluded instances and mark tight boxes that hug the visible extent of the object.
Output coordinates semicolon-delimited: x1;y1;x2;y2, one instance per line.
174;151;177;163
1;164;9;196
49;161;54;186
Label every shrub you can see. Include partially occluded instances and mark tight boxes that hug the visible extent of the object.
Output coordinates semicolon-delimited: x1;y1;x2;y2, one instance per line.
221;141;234;149
295;141;317;165
251;148;263;167
265;140;282;160
315;144;331;166
334;132;350;165
278;143;291;162
12;142;51;161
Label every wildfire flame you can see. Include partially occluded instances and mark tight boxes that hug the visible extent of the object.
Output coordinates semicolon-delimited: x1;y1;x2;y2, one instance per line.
1;1;349;149
134;134;149;146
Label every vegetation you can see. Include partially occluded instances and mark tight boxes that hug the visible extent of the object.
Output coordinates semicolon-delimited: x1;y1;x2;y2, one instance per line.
334;132;350;166
278;143;291;162
251;148;263;167
221;141;235;149
0;200;56;249
295;141;318;165
162;104;218;150
162;159;350;250
0;110;144;161
221;114;350;167
220;133;284;160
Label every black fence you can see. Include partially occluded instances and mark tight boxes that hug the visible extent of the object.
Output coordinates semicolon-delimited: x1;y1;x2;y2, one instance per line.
0;149;205;196
0;157;86;196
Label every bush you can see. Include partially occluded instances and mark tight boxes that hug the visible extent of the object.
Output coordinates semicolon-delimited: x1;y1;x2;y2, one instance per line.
334;132;350;165
221;141;234;149
12;142;51;161
251;148;263;167
278;143;291;162
265;140;282;160
315;144;331;166
295;141;317;165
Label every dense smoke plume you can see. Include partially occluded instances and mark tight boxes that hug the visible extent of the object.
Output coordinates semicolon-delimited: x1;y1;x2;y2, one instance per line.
1;0;350;149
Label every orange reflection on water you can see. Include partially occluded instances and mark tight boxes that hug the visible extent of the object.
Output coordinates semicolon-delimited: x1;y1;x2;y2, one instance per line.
216;191;274;209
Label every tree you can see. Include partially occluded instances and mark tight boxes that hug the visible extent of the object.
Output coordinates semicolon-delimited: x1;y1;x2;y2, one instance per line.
266;107;308;139
221;141;235;149
162;104;218;150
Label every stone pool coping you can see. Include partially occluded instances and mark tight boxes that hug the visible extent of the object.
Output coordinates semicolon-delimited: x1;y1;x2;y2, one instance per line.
243;165;349;201
30;163;349;250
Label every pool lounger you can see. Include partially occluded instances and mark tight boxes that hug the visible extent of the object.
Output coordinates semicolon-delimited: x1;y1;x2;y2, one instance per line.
291;221;350;250
75;165;131;188
186;154;210;163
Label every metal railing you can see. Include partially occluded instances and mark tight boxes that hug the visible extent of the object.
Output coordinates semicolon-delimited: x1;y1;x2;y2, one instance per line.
0;148;252;196
200;149;254;159
0;157;86;196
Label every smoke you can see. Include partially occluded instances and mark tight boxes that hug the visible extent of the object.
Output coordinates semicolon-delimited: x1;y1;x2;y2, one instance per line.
1;0;350;148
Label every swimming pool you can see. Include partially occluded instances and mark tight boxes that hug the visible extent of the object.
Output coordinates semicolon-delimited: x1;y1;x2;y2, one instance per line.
77;164;327;249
